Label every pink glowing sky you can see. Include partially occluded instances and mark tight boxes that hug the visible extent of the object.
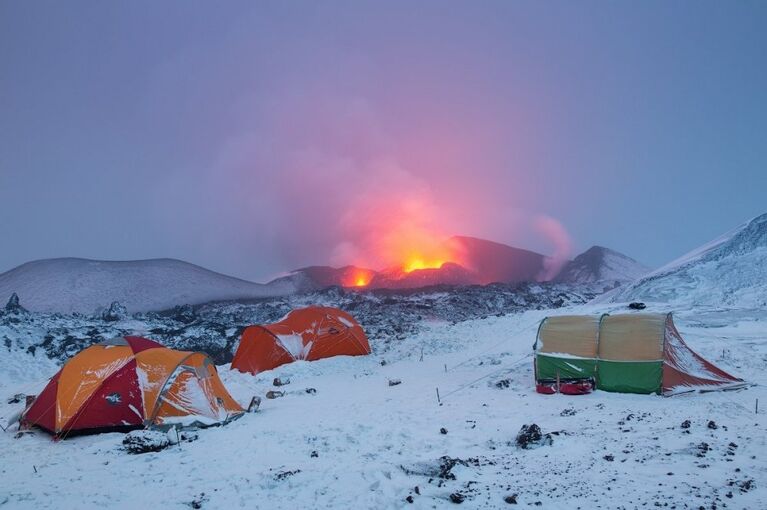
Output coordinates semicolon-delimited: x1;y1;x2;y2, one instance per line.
1;2;765;280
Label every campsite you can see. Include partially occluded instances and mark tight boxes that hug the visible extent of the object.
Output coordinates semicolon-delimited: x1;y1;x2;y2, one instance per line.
1;279;765;507
2;2;766;508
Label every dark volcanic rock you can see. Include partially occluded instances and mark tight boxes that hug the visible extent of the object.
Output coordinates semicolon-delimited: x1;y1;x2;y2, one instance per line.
4;293;26;314
515;424;553;449
102;301;128;322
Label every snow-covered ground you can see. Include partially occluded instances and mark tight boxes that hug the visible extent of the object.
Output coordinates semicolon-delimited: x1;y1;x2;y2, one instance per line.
1;302;764;509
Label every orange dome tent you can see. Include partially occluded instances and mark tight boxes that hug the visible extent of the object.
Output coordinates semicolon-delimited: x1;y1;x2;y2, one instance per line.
231;306;371;375
21;336;244;438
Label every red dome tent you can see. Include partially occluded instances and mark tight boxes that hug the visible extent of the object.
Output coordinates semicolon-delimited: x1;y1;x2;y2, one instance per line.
231;306;371;375
21;336;244;438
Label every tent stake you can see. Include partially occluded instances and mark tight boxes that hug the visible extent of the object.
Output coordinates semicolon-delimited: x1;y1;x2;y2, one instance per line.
436;387;441;405
756;398;759;415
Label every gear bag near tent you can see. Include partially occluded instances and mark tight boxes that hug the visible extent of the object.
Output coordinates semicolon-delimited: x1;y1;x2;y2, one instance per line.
21;336;244;438
231;306;371;375
534;313;745;395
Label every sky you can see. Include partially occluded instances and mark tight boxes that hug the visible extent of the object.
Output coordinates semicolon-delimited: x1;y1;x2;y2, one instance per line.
1;1;766;282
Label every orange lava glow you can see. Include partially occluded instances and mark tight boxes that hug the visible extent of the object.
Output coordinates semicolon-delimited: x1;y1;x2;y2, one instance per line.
343;268;374;287
402;258;446;273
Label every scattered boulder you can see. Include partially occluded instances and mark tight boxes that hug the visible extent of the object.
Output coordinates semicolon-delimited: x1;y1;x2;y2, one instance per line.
681;419;691;429
274;469;301;481
388;379;402;387
628;302;647;310
6;393;25;404
266;391;284;399
449;493;465;504
102;301;128;322
504;494;518;504
172;304;197;324
123;430;171;454
4;293;26;314
695;442;710;458
515;424;553;449
273;377;290;387
440;427;448;435
707;420;718;430
305;388;317;394
189;493;208;509
494;379;511;389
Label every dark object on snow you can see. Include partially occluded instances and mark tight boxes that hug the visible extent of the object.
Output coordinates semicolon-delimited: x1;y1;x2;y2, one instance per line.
273;377;290;387
247;396;261;412
535;378;594;395
310;450;319;458
681;419;691;429
123;430;171;454
7;393;25;404
102;301;128;321
172;304;197;324
405;496;414;504
388;379;402;387
515;424;553;449
266;390;284;399
495;379;511;389
305;388;317;394
628;302;647;310
449;493;465;504
440;427;448;435
189;492;208;509
603;454;614;461
4;293;26;314
274;469;301;481
504;494;518;504
707;420;718;430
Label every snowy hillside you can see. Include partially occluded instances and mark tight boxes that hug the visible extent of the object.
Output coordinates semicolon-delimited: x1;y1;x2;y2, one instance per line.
1;302;764;508
604;213;767;308
0;283;596;364
0;258;295;314
555;246;650;286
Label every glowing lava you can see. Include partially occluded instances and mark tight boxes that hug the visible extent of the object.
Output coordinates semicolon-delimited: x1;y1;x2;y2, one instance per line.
343;268;374;287
403;257;446;273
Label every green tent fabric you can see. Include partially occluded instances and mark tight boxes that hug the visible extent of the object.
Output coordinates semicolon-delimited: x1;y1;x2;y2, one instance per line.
534;313;744;395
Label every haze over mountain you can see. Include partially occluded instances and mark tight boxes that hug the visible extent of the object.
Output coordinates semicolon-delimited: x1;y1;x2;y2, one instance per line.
0;235;649;314
277;237;648;290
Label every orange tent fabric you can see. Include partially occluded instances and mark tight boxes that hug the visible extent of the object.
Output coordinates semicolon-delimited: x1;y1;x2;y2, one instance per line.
231;306;371;375
21;337;243;437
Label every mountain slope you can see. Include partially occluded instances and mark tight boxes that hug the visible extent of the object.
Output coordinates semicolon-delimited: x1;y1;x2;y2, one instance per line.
555;246;650;285
605;213;767;308
0;258;295;314
448;236;547;284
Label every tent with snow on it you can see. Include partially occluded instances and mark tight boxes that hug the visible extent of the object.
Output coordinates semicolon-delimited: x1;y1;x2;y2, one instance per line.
534;313;745;395
20;336;244;438
231;306;371;375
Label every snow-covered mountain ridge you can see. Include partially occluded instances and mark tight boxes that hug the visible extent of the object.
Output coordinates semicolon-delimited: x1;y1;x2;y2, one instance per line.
604;213;767;308
0;258;295;314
